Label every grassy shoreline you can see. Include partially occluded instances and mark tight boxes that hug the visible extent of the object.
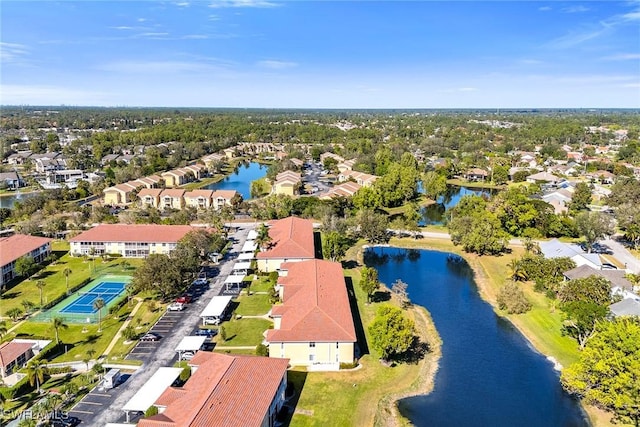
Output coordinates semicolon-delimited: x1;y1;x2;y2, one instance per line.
387;236;620;427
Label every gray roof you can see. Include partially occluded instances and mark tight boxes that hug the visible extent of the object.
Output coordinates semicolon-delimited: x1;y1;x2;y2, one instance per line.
609;299;640;317
564;264;633;291
540;239;582;259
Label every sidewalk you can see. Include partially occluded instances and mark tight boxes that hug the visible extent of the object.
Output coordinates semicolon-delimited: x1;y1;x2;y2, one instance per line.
101;298;144;358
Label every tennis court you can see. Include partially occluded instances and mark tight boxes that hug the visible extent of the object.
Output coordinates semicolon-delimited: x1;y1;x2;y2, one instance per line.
60;280;127;314
33;275;132;323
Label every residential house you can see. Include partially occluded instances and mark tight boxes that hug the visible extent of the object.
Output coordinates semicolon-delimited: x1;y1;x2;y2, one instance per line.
103;182;141;206
202;153;226;171
588;170;616;185
337;159;357;173
138;352;289;427
320;152;344;164
101;153;121;165
0;171;25;189
7;151;31;165
463;168;489;182
319;181;361;200
526;171;561;185
0;234;52;288
212;190;240;210
539;239;602;270
338;170;378;187
289;158;304;168
134;175;164;189
184;190;214;210
563;264;636;300
137;188;163;209
272;170;301;196
181;164;205;181
223;147;236;159
161;169;188;188
0;342;34;378
159;189;186;210
256;216;316;273
267;259;357;369
69;224;194;258
609;299;640;318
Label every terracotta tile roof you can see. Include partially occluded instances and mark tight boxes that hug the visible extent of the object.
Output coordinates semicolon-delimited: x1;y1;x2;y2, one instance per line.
69;224;193;243
0;234;52;267
339;170;378;184
139;352;288;427
267;259;356;343
211;190;239;200
160;189;186;198
138;188;163;198
0;342;33;368
320;182;361;199
256;217;315;260
274;170;301;184
184;190;214;199
162;169;186;177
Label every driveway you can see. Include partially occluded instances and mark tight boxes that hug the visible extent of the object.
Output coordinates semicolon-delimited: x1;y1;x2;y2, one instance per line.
68;225;254;426
600;236;640;273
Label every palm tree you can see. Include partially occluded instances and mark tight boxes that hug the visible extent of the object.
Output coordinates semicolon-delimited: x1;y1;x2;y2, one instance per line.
0;320;7;339
36;280;46;307
255;223;272;252
507;259;528;282
93;297;105;332
62;267;72;294
26;359;48;393
7;307;23;322
50;317;68;345
21;299;35;315
88;247;97;273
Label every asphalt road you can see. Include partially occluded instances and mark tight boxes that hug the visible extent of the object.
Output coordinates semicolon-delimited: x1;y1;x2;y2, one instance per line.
67;225;254;426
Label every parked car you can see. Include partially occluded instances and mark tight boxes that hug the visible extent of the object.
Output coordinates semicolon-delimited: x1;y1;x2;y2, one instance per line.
181;351;195;360
195;328;218;337
140;333;161;342
176;295;193;304
193;278;208;286
168;302;185;312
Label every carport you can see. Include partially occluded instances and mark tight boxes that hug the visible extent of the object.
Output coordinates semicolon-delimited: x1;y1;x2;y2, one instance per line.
232;261;252;275
224;274;245;291
246;229;258;241
238;252;254;261
175;336;207;361
122;367;182;422
241;240;257;253
200;295;233;325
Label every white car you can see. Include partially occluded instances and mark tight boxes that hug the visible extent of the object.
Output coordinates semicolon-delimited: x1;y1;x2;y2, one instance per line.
167;302;185;312
181;351;195;360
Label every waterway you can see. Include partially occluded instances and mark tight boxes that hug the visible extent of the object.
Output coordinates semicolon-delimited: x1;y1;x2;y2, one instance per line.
0;191;34;209
420;185;496;226
364;246;588;427
204;161;267;200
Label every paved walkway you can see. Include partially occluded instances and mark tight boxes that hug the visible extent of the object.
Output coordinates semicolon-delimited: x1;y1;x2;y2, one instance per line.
102;298;144;357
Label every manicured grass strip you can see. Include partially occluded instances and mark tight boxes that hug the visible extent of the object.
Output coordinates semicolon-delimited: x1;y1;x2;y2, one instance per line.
233;293;271;316
249;276;275;293
216;318;271;347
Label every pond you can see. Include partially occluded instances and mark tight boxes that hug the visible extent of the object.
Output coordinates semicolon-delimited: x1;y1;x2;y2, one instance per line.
204;161;267;200
364;246;587;427
420;185;496;226
0;191;35;209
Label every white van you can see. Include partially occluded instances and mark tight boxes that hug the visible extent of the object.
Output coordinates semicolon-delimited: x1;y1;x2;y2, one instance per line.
103;369;121;389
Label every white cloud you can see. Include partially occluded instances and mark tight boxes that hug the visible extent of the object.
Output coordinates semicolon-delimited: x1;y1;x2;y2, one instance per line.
562;5;590;13
519;59;543;65
182;34;210;39
0;84;110;105
134;32;170;39
601;53;640;61
257;60;297;69
208;0;280;8
97;60;228;74
538;6;552;12
208;14;221;21
0;42;30;64
174;1;190;7
137;18;147;22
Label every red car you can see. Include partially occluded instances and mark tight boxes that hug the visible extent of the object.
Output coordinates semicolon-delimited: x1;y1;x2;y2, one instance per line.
176;295;192;304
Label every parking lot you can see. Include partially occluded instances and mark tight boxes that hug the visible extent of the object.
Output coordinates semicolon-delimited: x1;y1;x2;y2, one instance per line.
67;381;125;424
126;311;183;360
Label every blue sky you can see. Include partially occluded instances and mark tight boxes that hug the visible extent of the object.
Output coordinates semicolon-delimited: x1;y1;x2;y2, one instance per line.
1;1;639;108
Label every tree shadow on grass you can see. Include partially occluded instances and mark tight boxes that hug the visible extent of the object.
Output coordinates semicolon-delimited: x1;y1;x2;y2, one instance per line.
372;290;391;303
341;260;360;269
395;337;431;365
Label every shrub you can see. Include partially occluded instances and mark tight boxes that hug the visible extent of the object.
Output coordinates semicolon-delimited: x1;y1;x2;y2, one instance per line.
256;343;268;357
268;271;279;284
179;366;191;382
48;366;73;375
497;282;532;314
340;361;359;370
219;325;227;342
145;406;159;417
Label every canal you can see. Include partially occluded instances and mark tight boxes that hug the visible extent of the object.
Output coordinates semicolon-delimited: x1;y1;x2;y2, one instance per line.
364;246;587;427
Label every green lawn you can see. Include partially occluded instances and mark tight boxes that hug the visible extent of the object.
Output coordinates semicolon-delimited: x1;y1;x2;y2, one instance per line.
233;293;271;316
446;178;506;189
250;276;275;293
1;241;141;318
216;318;271;347
105;300;165;363
288;257;438;427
